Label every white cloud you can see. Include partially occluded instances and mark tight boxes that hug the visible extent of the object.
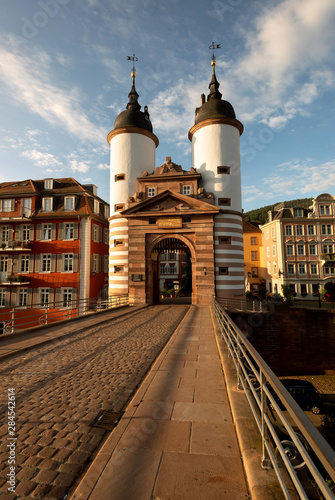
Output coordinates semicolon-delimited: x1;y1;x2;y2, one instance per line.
20;149;61;168
0;35;105;143
67;158;90;173
98;163;109;170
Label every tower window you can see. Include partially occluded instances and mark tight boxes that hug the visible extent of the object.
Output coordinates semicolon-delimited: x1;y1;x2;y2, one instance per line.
219;236;231;245
148;188;156;197
218;198;231;206
149;218;156;225
182;185;191;195
115;174;125;182
219;267;229;275
114;265;124;273
114;239;124;247
114;203;125;212
217;166;231;174
183;215;191;223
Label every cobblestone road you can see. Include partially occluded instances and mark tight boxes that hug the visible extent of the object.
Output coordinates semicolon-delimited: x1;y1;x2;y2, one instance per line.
0;305;189;499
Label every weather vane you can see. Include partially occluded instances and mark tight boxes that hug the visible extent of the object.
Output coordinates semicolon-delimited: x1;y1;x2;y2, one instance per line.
209;42;221;67
127;53;138;78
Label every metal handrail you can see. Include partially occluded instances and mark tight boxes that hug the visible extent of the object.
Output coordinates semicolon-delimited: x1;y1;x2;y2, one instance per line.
0;294;129;334
212;297;335;500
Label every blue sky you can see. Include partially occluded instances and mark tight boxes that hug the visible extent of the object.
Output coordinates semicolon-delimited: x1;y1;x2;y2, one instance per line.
0;0;335;212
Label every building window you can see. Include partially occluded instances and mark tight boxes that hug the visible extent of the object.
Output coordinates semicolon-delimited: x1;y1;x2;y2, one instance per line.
1;226;11;244
182;185;191;195
63;254;73;272
217;166;230;174
65;223;74;240
300;284;307;295
296;225;303;236
311;264;318;275
42;224;52;240
252;267;258;277
309;244;316;255
20;255;29;273
114;265;124;273
219;236;231;245
104;205;109;218
251;251;258;261
114;203;125;212
320;205;330;215
272;245;276;257
251;237;258;245
64;196;75;211
273;262;277;274
19;288;28;307
219;267;229;275
294;208;303;217
183;215;191;223
267;262;271;274
266;247;270;258
169;264;176;274
43;197;53;212
62;288;72;308
2;199;14;212
103;228;109;245
299;263;306;274
287;244;293;255
40;288;50;306
321;224;332;235
288;264;295;275
103;255;108;273
266;229;269;240
0;289;6;307
148;187;156;197
22;198;32;217
160;264;166;274
285;226;292;236
114;239;124;247
271;227;275;238
44;179;53;190
42;254;51;272
323;244;333;254
149;218;156;225
115;174;125;182
92;255;100;273
92;224;100;242
324;264;335;275
0;256;8;273
297;244;304;255
218;198;231;206
22;225;31;241
308;225;315;235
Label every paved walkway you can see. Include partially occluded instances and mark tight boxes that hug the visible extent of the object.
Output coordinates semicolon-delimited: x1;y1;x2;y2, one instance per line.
71;306;249;500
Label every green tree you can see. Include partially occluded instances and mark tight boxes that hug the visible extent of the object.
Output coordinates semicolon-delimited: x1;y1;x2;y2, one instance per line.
281;284;293;304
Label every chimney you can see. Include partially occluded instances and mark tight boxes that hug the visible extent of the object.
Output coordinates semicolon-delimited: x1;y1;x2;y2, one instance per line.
201;93;205;105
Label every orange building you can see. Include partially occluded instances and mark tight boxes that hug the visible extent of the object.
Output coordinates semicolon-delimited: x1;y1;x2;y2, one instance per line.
0;178;109;331
243;219;265;292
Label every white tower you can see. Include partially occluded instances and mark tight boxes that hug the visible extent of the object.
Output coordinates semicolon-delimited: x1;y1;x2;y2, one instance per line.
188;52;245;300
107;63;159;296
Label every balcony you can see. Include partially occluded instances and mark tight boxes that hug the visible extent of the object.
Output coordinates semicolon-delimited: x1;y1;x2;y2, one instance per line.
321;253;335;266
0;273;30;285
0;241;32;251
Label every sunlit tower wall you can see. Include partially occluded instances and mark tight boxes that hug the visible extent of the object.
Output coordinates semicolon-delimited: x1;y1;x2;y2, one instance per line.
189;55;245;300
107;67;159;296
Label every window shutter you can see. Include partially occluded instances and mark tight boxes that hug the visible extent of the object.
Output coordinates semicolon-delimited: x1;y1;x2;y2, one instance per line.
55;289;62;307
35;255;41;273
29;255;34;273
51;224;56;241
13;255;19;273
16;226;22;242
7;256;13;273
59;223;64;240
92;224;96;242
8;226;14;244
57;254;63;272
27;289;32;306
29;224;34;240
51;254;56;272
71;288;77;308
33;289;40;306
11;290;17;307
73;254;78;272
0;200;2;211
73;223;79;240
49;288;54;307
10;199;15;211
98;226;102;243
36;225;42;241
91;254;94;272
5;289;10;307
98;255;101;273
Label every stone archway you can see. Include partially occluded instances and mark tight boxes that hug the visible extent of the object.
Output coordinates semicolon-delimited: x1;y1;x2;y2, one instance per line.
147;235;195;305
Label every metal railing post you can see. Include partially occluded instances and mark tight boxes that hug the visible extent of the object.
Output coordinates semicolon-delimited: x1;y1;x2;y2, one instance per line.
45;308;48;325
260;372;272;469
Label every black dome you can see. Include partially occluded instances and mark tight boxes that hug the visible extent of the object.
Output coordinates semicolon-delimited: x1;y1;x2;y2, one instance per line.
195;99;236;125
114;108;153;132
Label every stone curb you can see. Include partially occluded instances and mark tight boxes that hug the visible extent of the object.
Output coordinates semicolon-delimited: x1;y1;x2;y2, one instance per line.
210;306;298;500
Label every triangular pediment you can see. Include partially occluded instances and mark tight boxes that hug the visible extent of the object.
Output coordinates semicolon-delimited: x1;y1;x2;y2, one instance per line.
121;190;220;216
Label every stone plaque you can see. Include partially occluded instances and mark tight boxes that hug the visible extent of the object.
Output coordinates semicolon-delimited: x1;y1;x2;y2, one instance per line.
158;217;182;228
131;274;143;282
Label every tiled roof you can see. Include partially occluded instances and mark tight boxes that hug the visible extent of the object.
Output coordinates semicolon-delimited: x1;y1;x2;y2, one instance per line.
243;219;262;233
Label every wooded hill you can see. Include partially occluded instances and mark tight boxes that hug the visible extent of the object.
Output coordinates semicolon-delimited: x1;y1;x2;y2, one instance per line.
244;198;314;225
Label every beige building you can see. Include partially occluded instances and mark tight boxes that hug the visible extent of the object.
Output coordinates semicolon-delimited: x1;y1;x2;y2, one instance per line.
260;194;335;298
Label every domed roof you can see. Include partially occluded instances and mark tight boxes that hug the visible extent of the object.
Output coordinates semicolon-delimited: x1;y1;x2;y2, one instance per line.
113;74;153;133
194;63;236;125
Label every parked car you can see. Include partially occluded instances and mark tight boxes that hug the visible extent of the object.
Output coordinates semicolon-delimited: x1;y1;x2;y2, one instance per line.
277;379;323;415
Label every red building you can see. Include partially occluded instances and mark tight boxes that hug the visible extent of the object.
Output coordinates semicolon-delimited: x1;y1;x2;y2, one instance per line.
0;178;109;330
